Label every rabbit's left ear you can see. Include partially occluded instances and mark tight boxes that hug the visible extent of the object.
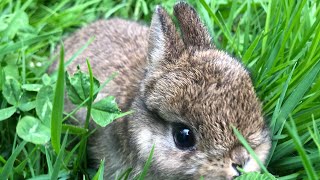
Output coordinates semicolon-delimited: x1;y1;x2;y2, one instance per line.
148;6;184;64
174;2;212;48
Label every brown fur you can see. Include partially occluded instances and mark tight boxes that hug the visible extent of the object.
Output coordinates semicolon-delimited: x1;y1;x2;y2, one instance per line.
58;2;271;179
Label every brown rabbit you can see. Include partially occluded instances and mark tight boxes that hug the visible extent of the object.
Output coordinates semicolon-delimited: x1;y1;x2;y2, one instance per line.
61;2;271;179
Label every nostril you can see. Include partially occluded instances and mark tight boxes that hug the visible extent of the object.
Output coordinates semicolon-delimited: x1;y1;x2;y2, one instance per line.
231;163;242;176
232;163;242;169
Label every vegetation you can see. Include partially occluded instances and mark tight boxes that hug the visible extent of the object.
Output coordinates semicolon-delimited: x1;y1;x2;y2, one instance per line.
0;0;319;179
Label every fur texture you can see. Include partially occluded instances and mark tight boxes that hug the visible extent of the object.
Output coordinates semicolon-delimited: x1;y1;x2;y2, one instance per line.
60;2;271;179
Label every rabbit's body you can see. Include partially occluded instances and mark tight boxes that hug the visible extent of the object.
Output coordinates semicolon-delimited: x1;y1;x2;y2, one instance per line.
62;3;271;179
63;19;148;110
62;19;149;178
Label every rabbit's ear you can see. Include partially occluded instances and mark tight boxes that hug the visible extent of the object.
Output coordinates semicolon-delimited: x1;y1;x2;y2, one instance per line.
174;2;212;48
148;6;184;63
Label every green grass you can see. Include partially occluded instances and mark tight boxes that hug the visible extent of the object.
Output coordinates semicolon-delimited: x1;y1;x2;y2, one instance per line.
0;0;319;179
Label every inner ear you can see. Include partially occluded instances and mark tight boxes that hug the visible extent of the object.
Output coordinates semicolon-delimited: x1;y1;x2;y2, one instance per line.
174;2;212;48
148;6;184;64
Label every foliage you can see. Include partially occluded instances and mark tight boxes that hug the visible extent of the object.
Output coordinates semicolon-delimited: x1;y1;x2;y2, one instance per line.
0;0;319;179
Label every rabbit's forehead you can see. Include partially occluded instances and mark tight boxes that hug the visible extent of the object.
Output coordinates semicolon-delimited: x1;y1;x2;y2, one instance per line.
145;73;265;140
145;64;261;123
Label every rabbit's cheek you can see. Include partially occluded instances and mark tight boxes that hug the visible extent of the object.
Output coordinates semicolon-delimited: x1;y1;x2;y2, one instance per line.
243;158;260;172
243;141;271;172
136;128;154;157
135;124;176;157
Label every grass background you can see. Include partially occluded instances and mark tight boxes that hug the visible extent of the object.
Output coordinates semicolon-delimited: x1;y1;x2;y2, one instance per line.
0;0;320;179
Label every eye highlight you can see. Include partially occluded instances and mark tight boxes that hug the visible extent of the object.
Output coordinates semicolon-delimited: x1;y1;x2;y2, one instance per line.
172;124;196;150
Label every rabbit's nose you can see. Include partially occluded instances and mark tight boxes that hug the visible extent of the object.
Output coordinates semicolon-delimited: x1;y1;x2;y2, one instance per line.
231;163;242;176
225;163;242;180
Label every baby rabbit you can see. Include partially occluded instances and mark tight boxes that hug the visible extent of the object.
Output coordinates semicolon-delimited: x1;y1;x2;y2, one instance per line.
61;2;271;179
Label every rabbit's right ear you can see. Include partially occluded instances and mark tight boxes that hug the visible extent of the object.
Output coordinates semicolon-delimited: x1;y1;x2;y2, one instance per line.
174;2;212;48
148;6;184;64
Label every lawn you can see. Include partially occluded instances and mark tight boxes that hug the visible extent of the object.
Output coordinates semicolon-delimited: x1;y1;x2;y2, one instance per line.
0;0;319;179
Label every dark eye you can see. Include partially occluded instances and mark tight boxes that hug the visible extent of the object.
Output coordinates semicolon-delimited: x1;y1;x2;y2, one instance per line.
173;124;196;150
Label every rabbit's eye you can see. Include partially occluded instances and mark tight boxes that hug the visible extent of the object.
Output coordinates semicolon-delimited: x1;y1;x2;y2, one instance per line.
173;124;196;150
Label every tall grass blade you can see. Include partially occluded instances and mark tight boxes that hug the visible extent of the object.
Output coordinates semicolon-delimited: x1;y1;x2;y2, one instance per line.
51;44;65;154
75;59;95;170
51;132;69;180
92;159;105;180
276;59;320;132
0;31;60;56
117;168;133;180
137;145;155;180
0;141;27;179
232;126;273;178
285;118;318;180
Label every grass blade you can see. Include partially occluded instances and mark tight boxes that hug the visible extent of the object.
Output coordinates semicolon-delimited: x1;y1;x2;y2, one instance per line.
74;59;95;172
117;168;133;180
0;31;60;56
137;145;155;180
0;141;27;179
242;33;263;64
92;159;105;180
199;0;238;52
276;59;320;132
51;43;65;154
285;118;318;180
45;147;53;175
51;132;69;180
232;126;273;178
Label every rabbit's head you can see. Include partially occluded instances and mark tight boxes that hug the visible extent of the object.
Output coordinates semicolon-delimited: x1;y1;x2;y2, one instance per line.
129;2;270;179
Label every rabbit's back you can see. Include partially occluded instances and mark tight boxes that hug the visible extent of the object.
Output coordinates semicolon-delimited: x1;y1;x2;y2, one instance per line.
63;19;149;109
